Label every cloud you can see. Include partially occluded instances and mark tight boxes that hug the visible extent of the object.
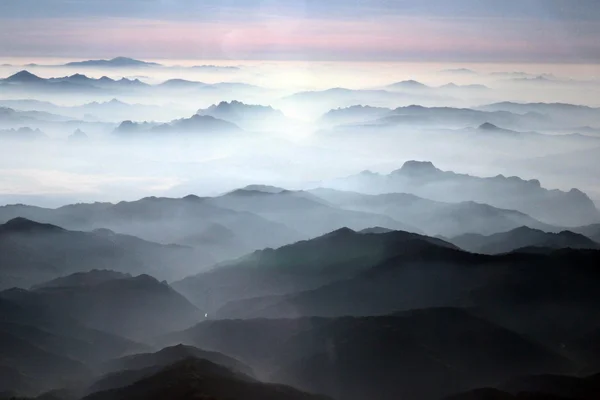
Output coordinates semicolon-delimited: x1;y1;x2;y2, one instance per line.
1;0;599;62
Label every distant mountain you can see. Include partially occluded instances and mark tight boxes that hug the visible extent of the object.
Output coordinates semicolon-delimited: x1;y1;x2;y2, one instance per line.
157;78;206;89
3;70;45;83
0;272;202;340
31;270;131;290
451;226;599;254
0;217;208;288
89;345;255;395
100;344;253;380
283;88;448;118
385;80;430;90
363;105;548;131
0;196;302;265
64;57;161;68
83;358;331;400
319;105;392;126
309;188;556;237
327;160;600;227
572;223;600;242
0;105;71;125
114;114;242;137
206;187;418;238
196;100;290;131
478;102;600;128
0;71;149;94
164;308;571;400
68;128;88;141
173;227;458;313
0;127;46;141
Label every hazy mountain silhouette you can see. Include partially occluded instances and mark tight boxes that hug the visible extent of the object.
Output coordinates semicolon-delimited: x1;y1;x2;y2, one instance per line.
196;100;291;131
319;105;393;126
173;227;458;313
1;272;202;340
386;80;430;90
113;114;242;137
68;129;88;141
207;187;419;237
451;226;599;254
83;358;332;400
364;105;548;130
0;217;207;288
310;188;556;237
163;308;571;400
64;57;161;68
0;197;301;266
89;344;254;395
479;102;600;128
572;223;600;242
328;160;599;227
102;344;253;377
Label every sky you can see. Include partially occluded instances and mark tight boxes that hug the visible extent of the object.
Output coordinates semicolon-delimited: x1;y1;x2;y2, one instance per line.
0;0;599;62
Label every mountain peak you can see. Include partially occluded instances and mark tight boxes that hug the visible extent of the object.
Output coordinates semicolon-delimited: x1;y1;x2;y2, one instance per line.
4;70;43;82
478;122;500;130
396;160;440;175
0;217;64;233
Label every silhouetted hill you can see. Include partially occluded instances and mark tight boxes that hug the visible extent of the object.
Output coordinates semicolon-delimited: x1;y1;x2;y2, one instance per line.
102;344;253;377
0;217;206;289
451;227;599;254
386;80;430;90
90;345;254;394
328;161;599;227
207;187;419;237
83;358;332;400
1;272;201;341
310;188;556;237
113;114;242;137
478;102;600;128
64;57;161;68
320;105;392;126
163;308;571;400
0;197;300;268
572;223;600;242
196;100;290;131
3;71;45;83
31;270;131;290
173;228;458;312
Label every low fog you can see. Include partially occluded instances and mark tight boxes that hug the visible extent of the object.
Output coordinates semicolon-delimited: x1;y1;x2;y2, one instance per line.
1;59;600;207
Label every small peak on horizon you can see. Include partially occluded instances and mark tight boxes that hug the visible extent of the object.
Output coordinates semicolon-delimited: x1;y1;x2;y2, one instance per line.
4;70;42;82
396;160;440;175
478;122;500;130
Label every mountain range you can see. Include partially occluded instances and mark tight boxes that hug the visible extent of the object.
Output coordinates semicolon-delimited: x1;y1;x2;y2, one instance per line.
0;217;211;289
327;160;600;227
64;57;161;68
0;271;202;341
196;100;293;131
451;226;599;254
